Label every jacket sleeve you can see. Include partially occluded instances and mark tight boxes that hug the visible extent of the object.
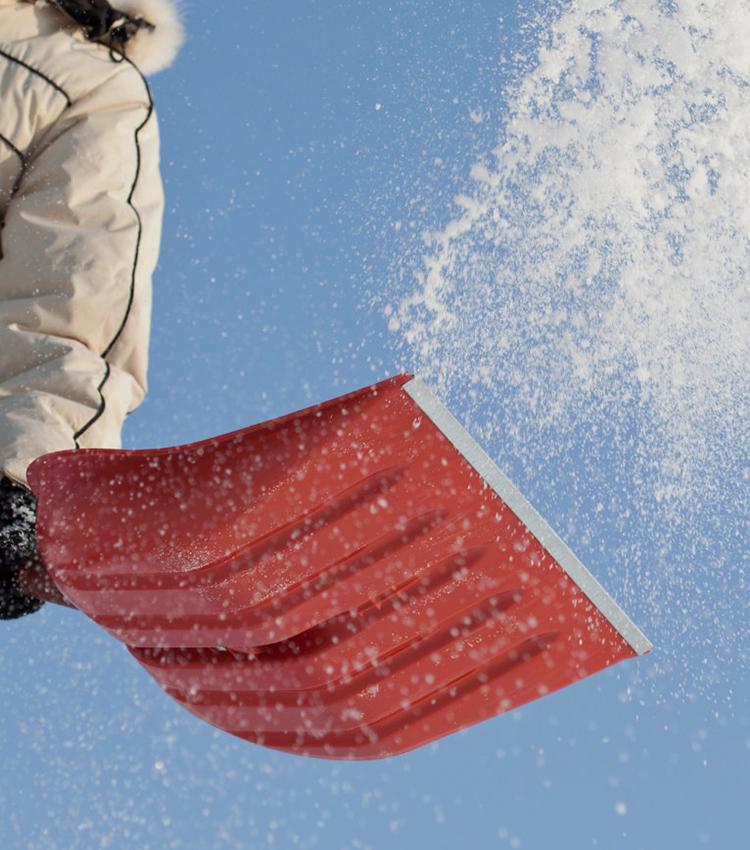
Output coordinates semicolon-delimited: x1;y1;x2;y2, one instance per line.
0;61;164;486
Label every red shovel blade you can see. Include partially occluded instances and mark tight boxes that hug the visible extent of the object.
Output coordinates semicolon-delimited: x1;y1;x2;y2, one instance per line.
131;569;632;759
30;375;441;648
129;488;646;758
28;375;651;760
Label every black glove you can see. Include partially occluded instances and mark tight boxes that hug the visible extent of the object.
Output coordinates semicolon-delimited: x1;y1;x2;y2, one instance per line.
0;479;45;620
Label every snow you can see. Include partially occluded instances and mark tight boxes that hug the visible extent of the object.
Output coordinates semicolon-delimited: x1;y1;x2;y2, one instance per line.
385;0;750;701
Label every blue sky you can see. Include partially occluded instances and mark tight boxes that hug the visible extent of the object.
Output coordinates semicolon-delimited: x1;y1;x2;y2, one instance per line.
1;2;748;848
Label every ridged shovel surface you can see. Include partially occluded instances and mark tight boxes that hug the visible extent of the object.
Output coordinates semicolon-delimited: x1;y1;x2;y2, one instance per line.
28;375;651;759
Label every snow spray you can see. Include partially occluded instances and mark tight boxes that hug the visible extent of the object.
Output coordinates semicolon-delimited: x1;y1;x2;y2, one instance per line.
384;0;750;705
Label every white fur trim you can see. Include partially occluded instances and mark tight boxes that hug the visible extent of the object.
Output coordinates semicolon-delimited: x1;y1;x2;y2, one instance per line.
115;0;184;74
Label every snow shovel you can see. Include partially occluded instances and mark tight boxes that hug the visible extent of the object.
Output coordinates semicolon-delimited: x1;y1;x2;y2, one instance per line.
28;374;651;759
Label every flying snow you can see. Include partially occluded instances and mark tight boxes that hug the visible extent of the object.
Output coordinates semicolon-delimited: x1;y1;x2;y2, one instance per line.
383;0;750;702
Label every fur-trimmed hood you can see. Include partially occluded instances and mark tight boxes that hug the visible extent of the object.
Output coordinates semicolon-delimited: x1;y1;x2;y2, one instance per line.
107;0;184;74
19;0;185;74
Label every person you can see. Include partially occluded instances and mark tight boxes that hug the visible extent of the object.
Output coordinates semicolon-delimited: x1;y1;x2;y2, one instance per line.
0;0;183;618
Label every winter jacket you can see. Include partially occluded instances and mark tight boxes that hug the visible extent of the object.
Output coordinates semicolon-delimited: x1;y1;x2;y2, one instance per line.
0;0;183;486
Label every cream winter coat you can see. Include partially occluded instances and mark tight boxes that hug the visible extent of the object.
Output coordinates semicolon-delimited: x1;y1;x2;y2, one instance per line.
0;0;182;486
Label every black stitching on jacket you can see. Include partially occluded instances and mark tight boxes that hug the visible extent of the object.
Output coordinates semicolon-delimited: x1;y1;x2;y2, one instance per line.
0;132;24;163
0;47;72;107
0;132;27;215
73;363;111;445
0;48;70;202
73;60;154;443
101;71;152;359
